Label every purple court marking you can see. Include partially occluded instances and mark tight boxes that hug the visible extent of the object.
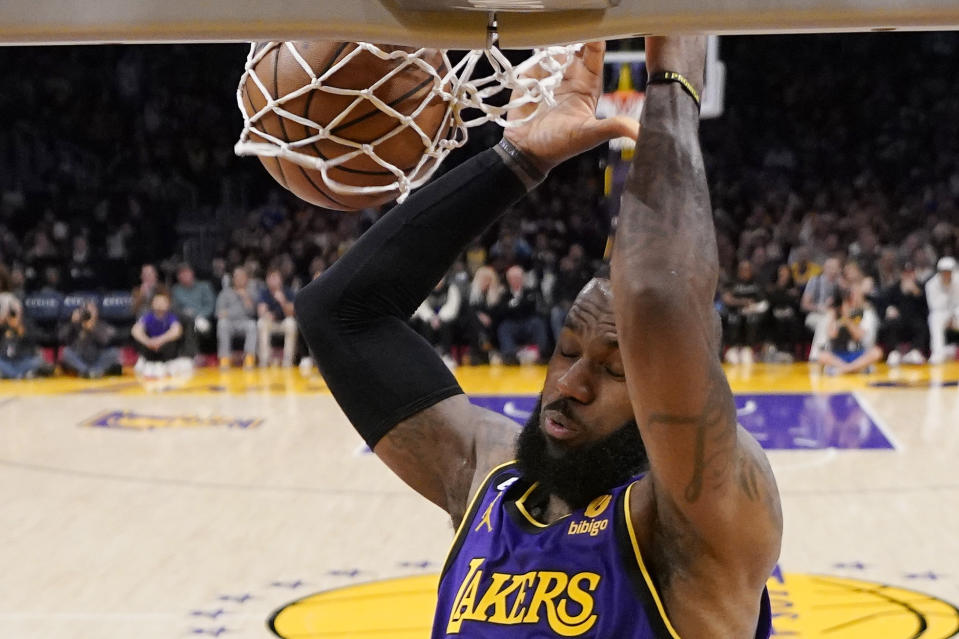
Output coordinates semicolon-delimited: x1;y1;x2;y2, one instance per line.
270;580;306;589
190;628;229;636
82;410;263;430
190;609;227;619
468;393;894;451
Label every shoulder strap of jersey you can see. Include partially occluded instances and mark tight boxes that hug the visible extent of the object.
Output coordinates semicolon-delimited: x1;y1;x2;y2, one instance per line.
613;481;682;639
440;460;519;579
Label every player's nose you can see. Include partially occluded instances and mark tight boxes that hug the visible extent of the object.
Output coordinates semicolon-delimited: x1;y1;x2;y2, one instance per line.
556;359;594;405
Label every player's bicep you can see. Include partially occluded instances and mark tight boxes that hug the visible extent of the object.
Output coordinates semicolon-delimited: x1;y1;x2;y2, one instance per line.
372;396;518;519
618;289;780;559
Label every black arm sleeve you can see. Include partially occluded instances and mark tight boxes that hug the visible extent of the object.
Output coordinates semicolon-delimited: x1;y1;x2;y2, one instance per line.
294;147;528;448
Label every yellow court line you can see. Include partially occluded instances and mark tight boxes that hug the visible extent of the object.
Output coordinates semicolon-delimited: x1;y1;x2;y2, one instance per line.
0;363;956;397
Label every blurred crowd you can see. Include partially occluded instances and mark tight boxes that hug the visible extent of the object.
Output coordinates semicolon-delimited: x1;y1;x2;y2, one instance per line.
1;34;958;378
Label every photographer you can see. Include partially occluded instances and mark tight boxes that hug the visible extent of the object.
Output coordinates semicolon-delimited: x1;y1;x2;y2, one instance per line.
0;303;48;379
59;302;122;378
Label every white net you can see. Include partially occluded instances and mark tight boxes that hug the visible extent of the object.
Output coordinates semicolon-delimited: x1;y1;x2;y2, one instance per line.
234;41;581;206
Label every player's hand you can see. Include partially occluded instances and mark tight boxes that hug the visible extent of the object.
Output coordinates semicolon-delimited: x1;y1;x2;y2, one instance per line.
504;41;638;173
644;36;707;97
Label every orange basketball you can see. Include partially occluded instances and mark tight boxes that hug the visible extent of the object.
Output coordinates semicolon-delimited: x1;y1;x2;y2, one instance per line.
240;41;449;211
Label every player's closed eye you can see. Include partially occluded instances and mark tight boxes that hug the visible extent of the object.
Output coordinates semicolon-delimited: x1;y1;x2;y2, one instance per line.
605;365;626;379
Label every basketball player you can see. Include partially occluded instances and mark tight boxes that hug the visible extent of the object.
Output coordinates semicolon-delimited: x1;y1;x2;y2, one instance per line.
296;36;781;638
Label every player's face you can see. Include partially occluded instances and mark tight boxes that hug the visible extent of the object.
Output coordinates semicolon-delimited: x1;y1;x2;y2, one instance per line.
539;280;635;456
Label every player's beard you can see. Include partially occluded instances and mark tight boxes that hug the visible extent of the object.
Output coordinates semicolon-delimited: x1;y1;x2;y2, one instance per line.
515;396;649;510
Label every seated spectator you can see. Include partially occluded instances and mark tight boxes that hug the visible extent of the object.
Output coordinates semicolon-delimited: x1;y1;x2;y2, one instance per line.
131;293;184;376
789;245;821;288
257;268;298;367
59;301;122;378
131;263;166;317
0;264;19;320
172;263;215;359
464;266;504;365
7;265;25;301
215;266;258;369
489;231;532;270
549;248;592;342
842;260;871;297
766;264;802;362
495;265;549;365
0;304;49;379
411;276;462;368
818;288;882;375
875;248;901;291
721;260;768;364
877;262;928;366
38;265;64;295
925;256;959;365
67;236;98;290
801;256;841;362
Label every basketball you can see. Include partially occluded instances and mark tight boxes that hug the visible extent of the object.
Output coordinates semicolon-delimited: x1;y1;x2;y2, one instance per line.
240;41;449;211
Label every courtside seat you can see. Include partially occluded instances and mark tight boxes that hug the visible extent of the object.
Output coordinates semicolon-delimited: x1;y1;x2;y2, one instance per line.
99;290;136;346
22;290;64;347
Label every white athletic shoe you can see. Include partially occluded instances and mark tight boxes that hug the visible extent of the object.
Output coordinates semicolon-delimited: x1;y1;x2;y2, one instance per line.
441;354;458;371
516;346;540;365
740;347;754;365
724;348;740;365
299;357;314;377
902;349;926;366
134;357;146;376
169;357;195;377
886;350;902;367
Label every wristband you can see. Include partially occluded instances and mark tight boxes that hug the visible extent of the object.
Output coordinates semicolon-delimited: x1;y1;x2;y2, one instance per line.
647;71;702;111
494;137;548;190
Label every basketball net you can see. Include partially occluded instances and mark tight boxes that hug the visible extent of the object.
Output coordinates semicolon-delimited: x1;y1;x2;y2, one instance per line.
234;41;582;205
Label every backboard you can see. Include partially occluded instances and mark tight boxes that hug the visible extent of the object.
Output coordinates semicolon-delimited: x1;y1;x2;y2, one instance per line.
1;0;959;48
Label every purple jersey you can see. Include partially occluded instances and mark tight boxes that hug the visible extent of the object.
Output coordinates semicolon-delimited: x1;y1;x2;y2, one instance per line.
433;462;771;638
140;311;177;338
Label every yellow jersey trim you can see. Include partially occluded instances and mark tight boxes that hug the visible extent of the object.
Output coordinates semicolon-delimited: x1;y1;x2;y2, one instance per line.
514;482;550;528
624;482;682;639
513;481;575;529
444;460;518;565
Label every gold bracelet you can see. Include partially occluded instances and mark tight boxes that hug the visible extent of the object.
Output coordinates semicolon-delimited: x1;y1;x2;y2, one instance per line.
647;71;702;110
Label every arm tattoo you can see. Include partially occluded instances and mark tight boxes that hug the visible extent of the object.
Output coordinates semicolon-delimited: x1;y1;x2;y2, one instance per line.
646;365;737;504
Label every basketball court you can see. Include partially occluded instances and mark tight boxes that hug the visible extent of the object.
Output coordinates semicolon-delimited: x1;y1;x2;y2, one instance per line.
2;1;959;637
0;362;957;638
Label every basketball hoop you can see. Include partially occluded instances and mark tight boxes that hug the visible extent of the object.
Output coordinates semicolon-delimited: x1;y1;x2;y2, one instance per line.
234;41;582;206
597;89;645;153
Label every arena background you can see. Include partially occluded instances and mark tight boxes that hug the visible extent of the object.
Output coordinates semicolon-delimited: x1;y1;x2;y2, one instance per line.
0;32;958;639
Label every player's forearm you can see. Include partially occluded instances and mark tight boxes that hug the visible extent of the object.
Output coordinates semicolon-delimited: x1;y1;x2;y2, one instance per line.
131;323;148;344
613;84;717;306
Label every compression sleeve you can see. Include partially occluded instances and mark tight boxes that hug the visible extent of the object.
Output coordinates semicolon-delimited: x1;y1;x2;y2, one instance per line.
294;146;528;448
